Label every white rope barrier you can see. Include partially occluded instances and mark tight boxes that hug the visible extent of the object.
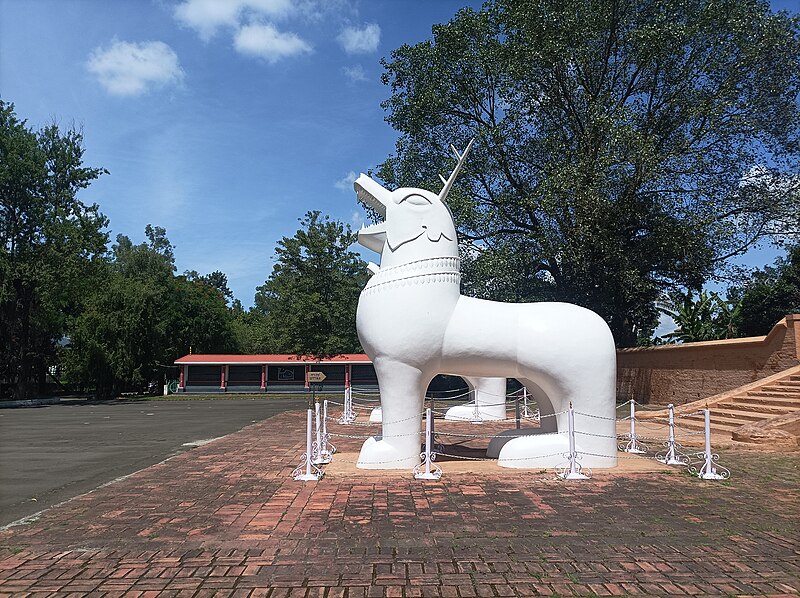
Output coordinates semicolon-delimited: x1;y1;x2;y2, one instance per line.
291;396;732;483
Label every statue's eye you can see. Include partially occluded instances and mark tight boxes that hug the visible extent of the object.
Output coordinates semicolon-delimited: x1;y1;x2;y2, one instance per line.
399;193;431;206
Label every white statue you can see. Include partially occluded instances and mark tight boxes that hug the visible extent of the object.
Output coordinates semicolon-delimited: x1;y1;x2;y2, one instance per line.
354;140;617;470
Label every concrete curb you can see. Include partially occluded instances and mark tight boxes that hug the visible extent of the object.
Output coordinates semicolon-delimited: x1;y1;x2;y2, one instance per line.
0;397;63;409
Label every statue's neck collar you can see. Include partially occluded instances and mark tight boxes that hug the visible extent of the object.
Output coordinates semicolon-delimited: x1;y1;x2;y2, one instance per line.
364;256;461;290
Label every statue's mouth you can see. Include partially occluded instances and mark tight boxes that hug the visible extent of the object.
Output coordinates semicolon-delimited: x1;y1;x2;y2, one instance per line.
354;175;387;218
354;175;388;253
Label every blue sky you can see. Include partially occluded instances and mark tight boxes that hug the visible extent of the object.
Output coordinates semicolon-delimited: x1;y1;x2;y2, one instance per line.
1;0;796;312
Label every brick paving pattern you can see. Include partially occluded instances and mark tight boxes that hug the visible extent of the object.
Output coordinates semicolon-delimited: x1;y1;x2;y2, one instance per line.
0;409;797;597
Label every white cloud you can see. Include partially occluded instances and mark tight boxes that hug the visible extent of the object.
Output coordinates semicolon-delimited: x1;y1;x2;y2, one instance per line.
233;23;312;62
342;64;367;82
87;40;184;97
174;0;294;40
337;23;380;54
334;171;357;191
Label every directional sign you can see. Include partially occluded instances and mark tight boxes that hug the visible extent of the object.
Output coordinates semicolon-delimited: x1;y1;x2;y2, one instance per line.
306;371;326;383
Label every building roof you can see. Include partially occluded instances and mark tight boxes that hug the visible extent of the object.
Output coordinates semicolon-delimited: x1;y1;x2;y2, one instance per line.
175;354;372;365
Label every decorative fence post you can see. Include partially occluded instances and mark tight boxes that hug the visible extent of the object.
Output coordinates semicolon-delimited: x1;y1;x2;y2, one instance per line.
313;401;332;465
414;408;442;480
339;386;355;424
322;399;336;455
620;401;648;454
470;389;482;424
558;402;590;480
694;409;730;480
521;387;539;421
656;404;688;465
292;409;323;481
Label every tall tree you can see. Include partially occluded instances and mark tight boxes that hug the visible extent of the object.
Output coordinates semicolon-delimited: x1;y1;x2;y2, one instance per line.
729;245;800;336
0;101;107;399
253;211;368;357
63;227;238;397
376;0;800;346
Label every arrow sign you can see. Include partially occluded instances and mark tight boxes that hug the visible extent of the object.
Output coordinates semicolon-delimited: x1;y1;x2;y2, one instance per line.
306;371;326;383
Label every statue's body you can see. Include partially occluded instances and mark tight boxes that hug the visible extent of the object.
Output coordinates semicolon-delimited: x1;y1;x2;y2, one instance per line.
354;141;617;469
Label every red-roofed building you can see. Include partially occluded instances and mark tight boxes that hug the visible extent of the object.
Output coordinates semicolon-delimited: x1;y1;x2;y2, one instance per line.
173;354;376;393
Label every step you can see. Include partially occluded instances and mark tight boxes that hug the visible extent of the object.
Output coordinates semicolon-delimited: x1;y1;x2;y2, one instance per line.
707;407;772;422
676;414;742;432
746;389;800;400
760;383;800;393
722;398;800;415
744;397;800;409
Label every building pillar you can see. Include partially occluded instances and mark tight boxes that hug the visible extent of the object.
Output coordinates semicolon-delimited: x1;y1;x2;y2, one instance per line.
305;364;310;389
261;365;267;392
220;365;227;392
179;365;186;392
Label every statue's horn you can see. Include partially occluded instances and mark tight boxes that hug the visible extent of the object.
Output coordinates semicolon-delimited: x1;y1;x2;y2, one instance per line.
438;138;475;203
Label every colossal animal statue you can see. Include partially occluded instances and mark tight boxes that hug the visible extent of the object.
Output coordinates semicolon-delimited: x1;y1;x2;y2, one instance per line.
354;140;617;470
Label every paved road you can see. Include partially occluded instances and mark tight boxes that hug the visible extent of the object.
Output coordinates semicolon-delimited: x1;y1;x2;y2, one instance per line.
0;397;307;526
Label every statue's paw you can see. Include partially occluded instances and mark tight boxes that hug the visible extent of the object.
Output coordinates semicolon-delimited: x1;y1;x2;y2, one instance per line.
497;434;571;468
357;436;420;470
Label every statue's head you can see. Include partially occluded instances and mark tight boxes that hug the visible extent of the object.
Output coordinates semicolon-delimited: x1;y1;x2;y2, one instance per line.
354;140;473;266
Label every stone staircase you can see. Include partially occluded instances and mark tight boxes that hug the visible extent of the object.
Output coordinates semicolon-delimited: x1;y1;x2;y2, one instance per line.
676;369;800;437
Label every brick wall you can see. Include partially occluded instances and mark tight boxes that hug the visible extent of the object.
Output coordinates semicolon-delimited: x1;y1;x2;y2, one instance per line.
617;314;800;405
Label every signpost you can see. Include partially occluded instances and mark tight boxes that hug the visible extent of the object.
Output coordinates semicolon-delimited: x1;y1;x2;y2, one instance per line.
306;371;326;383
306;371;326;408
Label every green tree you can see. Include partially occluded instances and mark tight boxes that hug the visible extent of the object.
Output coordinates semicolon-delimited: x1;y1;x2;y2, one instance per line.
0;100;108;399
63;227;238;397
376;0;800;346
657;290;739;343
185;269;234;305
253;211;368;357
729;245;800;336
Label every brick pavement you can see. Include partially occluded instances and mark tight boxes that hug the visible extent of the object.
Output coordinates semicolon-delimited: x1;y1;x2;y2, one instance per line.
0;409;797;597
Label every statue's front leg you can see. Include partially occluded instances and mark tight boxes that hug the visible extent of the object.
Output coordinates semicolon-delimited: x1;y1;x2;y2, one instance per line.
357;360;427;470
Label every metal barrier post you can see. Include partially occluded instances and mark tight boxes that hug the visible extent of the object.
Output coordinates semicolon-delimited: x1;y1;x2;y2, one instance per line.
313;401;331;465
656;404;688;465
292;409;323;481
697;409;728;480
414;408;442;480
621;401;648;454
559;402;590;480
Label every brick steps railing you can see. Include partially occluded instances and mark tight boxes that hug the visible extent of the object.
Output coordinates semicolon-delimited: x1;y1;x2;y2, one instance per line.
640;366;800;441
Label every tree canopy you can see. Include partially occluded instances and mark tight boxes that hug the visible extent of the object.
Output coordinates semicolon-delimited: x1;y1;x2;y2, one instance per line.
375;0;800;346
729;245;800;336
252;211;368;357
0;100;108;399
63;227;238;398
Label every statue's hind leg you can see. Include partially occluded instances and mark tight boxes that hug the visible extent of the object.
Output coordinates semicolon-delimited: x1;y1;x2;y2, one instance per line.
357;360;428;470
498;365;617;469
